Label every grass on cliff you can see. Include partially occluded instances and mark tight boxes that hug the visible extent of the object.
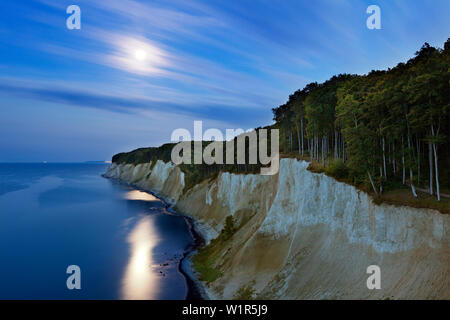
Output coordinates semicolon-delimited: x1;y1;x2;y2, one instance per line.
303;156;450;214
373;188;450;214
192;216;237;283
233;285;256;300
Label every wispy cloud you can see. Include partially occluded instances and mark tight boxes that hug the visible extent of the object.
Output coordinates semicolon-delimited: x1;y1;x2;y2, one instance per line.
29;0;312;106
0;77;270;126
1;0;449;161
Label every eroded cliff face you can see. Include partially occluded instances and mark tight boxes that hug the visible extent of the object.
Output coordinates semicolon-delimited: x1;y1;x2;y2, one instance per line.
105;161;185;203
104;159;450;299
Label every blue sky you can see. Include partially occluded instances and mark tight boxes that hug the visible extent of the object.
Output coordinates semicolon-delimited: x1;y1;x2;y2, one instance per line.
0;0;449;162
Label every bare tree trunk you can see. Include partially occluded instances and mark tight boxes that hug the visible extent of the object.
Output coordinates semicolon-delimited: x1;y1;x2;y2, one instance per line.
428;142;433;195
337;131;340;159
407;135;417;198
313;135;316;160
290;130;293;152
388;143;391;165
368;171;378;196
321;136;325;166
301;118;304;156
416;136;420;185
313;136;315;160
296;122;301;155
431;125;440;201
317;136;319;161
285;130;288;153
433;143;440;201
342;135;345;162
315;136;318;161
402;136;406;184
314;136;316;160
409;168;418;197
393;143;396;175
379;175;383;194
312;136;314;160
334;130;337;159
382;137;387;178
315;136;317;161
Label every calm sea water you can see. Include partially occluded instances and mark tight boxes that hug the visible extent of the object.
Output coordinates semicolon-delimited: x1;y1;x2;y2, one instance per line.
0;163;194;299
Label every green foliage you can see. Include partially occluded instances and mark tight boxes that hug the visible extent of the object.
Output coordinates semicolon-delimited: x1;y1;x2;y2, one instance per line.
192;256;223;284
233;285;256;300
112;143;175;164
192;238;224;283
325;159;349;180
192;215;238;283
222;215;236;240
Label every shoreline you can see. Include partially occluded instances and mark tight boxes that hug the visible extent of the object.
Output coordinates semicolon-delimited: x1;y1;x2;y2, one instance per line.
103;174;208;300
178;215;209;300
165;203;209;300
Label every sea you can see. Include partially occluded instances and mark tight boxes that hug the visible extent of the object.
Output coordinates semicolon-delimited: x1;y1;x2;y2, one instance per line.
0;163;196;299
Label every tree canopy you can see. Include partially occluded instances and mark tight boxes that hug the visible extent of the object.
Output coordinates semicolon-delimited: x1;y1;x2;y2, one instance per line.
272;40;450;199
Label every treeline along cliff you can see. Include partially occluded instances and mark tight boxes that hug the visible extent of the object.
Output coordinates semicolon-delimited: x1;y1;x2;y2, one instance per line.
272;40;450;201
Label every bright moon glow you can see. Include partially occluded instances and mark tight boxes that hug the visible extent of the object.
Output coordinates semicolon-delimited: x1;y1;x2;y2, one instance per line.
110;36;169;75
134;49;147;61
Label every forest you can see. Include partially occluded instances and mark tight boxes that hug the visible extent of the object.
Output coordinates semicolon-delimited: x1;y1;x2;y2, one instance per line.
272;40;449;203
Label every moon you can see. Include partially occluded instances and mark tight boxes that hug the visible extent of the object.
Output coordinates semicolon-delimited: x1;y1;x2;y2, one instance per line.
134;49;147;61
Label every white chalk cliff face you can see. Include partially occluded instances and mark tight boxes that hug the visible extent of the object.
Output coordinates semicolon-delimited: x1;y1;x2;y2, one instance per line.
104;159;449;299
105;161;184;203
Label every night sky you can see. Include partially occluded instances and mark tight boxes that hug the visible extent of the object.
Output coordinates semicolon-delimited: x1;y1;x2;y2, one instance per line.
0;0;449;162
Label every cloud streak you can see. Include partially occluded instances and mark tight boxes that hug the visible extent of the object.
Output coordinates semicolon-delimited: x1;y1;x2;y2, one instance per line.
1;0;449;161
0;79;269;125
30;0;313;105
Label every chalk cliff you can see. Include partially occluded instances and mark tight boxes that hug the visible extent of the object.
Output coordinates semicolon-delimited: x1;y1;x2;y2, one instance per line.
104;159;449;299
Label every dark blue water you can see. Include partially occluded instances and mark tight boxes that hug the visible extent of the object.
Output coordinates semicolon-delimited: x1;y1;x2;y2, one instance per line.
0;163;194;299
